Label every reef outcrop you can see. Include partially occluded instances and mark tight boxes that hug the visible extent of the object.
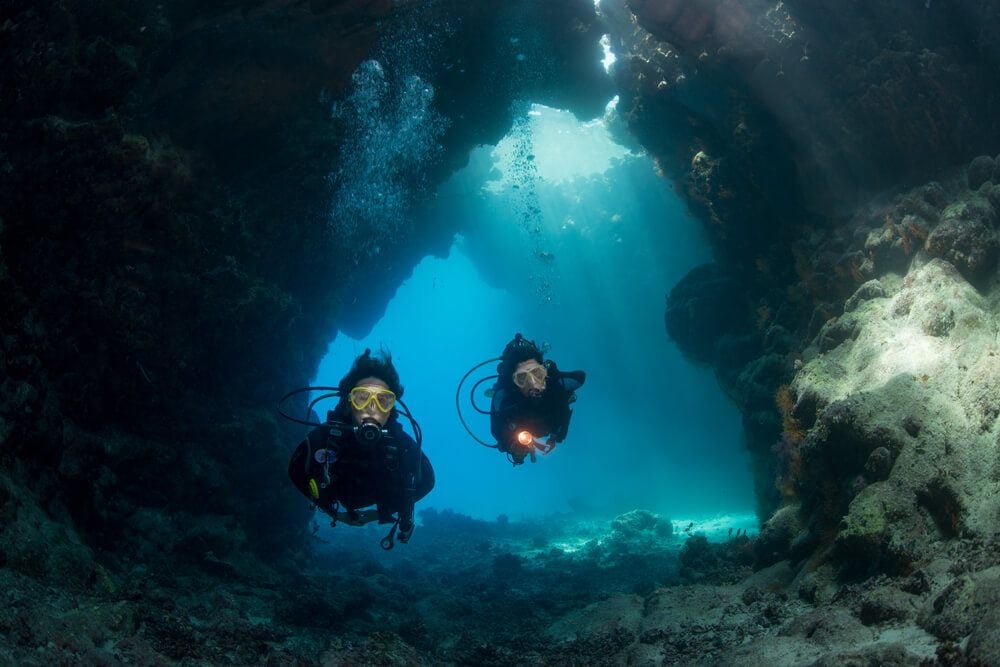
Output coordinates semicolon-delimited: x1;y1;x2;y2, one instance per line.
606;0;1000;661
613;0;1000;514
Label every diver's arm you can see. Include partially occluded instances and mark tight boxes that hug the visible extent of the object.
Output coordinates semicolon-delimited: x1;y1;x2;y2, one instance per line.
396;433;421;541
561;370;585;391
544;359;586;392
287;426;335;508
549;418;570;444
549;368;583;445
490;387;513;446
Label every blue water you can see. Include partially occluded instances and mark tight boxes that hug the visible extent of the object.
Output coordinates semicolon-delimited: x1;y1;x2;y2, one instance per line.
315;104;755;523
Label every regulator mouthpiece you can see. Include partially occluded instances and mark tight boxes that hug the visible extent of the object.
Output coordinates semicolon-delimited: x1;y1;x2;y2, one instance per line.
356;421;386;445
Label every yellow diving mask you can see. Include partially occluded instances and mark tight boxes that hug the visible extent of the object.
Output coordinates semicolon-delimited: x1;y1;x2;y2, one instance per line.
349;386;396;413
513;364;547;388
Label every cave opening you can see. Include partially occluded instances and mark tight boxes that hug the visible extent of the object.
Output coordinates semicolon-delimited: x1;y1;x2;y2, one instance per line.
314;98;756;529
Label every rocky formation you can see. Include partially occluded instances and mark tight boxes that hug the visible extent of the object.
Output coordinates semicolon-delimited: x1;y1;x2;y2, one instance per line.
1;0;397;579
0;0;611;581
617;0;1000;518
605;1;1000;661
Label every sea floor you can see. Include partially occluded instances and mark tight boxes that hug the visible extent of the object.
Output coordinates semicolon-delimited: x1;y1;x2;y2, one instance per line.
0;507;988;665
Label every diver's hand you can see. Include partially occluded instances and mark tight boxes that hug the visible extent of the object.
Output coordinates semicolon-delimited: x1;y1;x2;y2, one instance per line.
511;444;528;465
398;517;414;543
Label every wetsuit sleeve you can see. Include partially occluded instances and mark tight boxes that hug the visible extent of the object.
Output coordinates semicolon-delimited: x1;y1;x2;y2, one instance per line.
490;387;516;449
396;433;424;528
548;367;585;444
555;365;586;392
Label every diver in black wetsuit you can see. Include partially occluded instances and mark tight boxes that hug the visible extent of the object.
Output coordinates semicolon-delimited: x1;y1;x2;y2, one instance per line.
490;333;586;466
287;349;434;546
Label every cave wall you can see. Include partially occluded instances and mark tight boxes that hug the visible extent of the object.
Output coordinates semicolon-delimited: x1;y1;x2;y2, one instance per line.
0;0;407;578
599;0;1000;526
0;0;615;581
609;0;1000;579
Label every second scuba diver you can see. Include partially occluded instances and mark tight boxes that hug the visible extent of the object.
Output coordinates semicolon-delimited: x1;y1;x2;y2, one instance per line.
490;333;586;465
286;349;434;547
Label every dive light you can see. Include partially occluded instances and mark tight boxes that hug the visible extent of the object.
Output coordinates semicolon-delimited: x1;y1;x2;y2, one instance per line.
516;430;552;455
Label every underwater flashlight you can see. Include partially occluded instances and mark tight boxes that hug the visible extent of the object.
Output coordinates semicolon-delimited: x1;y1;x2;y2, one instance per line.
517;429;553;455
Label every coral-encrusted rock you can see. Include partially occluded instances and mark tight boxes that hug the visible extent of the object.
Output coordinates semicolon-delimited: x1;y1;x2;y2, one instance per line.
983;181;1000;213
967;606;1000;666
862;446;894;481
610;509;672;538
967;155;995;191
665;263;754;366
799;396;904;490
960;351;1000;431
789;252;1000;579
915;478;965;538
545;593;644;642
919;567;1000;642
0;474;95;587
843;279;887;312
924;201;999;289
320;632;421;666
814;314;859;353
753;503;801;567
864;225;911;276
833;485;918;578
858;587;918;626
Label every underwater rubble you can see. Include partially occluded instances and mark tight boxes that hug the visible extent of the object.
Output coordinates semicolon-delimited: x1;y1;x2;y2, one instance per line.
2;506;996;664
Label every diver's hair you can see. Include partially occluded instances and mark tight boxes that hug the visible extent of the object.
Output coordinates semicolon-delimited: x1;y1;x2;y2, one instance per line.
497;333;543;390
334;347;404;416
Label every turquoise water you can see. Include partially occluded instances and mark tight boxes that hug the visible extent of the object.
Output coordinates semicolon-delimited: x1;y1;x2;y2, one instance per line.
315;104;755;525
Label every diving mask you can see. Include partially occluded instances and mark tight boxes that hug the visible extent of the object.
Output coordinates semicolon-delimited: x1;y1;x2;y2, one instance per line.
349;386;396;413
513;364;547;388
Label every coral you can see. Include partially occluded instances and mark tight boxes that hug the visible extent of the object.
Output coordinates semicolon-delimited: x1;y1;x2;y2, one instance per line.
843;279;886;313
924;210;999;289
664;263;755;367
966;607;1000;666
916;479;965;539
967;155;995;191
919;567;1000;644
858;588;917;626
775;384;806;444
753;503;803;567
773;384;808;500
862;446;894;481
812;312;861;353
610;509;672;538
320;632;421;666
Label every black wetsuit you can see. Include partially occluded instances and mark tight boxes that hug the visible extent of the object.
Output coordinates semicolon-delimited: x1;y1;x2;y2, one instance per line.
288;415;434;526
490;362;586;456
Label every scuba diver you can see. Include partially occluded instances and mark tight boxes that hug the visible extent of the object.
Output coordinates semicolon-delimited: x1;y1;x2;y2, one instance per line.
456;333;586;466
283;348;434;549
